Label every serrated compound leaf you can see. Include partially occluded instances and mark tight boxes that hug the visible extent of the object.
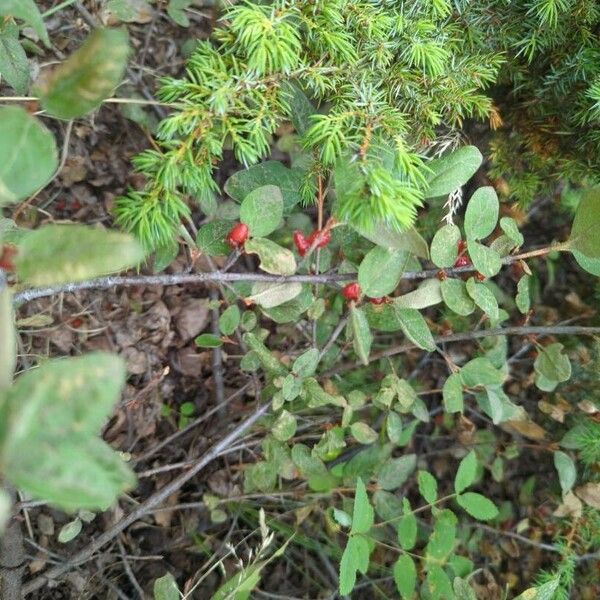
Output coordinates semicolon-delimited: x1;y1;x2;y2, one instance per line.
339;536;359;595
153;573;180;600
58;518;82;543
358;246;408;296
516;275;531;314
37;28;130;119
0;0;49;46
218;305;240;336
460;357;504;388
377;454;416;491
464;186;499;240
272;410;297;442
16;224;145;285
293;348;320;378
0;107;58;205
247;281;302;308
454;450;478;494
441;278;475;316
0;285;16;390
553;451;577;494
425;146;482;198
443;373;464;413
0;23;29;94
245;238;296;275
393;554;417;599
425;509;457;562
351;306;372;365
457;492;498;521
225;160;303;213
394;306;436;351
418;470;438;504
351;421;378;444
356;223;429;258
427;565;454;599
430;224;460;267
569;188;600;258
351;477;374;534
534;343;571;382
468;241;502;277
397;510;417;550
465;277;499;321
196;221;233;256
499;217;524;247
239;185;283;237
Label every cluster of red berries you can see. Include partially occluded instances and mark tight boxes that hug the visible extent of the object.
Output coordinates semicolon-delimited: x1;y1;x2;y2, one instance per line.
340;282;386;305
293;229;331;256
226;223;249;248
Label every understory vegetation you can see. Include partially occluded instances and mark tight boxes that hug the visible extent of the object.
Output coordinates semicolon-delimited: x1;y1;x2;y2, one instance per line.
0;1;599;598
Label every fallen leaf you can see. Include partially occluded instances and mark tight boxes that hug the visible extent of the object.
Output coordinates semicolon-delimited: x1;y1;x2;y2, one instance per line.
502;419;547;441
553;491;583;518
575;483;600;510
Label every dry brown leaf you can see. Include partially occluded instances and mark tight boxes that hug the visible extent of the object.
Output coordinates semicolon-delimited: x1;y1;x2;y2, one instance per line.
575;483;600;510
553;491;583;518
502;419;547;440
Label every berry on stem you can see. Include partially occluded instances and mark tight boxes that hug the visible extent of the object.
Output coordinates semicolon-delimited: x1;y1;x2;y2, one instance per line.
307;229;331;249
368;296;386;305
454;255;471;268
293;230;310;256
226;223;249;248
342;282;361;302
457;239;467;254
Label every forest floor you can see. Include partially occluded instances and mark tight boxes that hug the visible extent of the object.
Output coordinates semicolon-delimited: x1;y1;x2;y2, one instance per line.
5;1;600;599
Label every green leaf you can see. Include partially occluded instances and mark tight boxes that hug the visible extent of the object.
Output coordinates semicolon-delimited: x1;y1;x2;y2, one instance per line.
459;357;504;388
457;492;498;521
0;285;16;390
553;451;577;494
350;306;372;365
513;578;561;600
167;0;193;26
58;518;82;543
339;536;359;595
284;82;315;135
394;306;436;351
425;146;483;198
247;281;302;308
356;223;429;258
569;188;600;258
426;564;454;600
350;477;374;534
196;221;233;256
443;373;464;413
16;224;145;286
465;278;499;321
239;185;283;238
499;217;524;247
153;573;180;600
468;242;502;277
195;333;223;348
418;470;438;504
441;278;475;316
377;454;416;491
0;106;58;206
225;161;303;213
397;501;417;550
464;186;499;240
106;0;154;24
425;509;456;562
245;238;296;275
430;224;461;268
573;249;600;276
272;410;297;442
394;279;443;309
0;23;29;94
453;577;477;600
358;246;408;296
454;451;477;494
386;412;403;444
351;421;378;444
393;554;417;600
37;28;130;120
219;305;240;336
0;0;49;46
534;343;571;382
516;275;531;314
292;348;320;378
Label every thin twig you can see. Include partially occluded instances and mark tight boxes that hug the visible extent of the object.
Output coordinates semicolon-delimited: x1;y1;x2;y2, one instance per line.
22;401;271;595
210;288;226;415
116;538;145;599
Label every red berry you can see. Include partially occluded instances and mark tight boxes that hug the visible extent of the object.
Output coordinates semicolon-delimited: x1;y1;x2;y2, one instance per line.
293;230;310;256
368;296;386;305
307;229;331;249
226;223;249;248
454;255;471;268
70;317;83;329
342;282;361;301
